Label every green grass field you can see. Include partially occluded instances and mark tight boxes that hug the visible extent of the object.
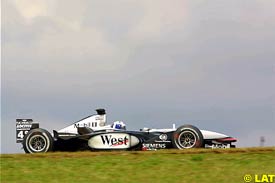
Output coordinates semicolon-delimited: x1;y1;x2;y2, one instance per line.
1;147;275;183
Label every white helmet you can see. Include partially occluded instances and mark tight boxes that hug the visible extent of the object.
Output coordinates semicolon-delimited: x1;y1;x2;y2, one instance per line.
112;121;126;130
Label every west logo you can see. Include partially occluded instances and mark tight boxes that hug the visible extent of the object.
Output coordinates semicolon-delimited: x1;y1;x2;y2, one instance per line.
101;135;129;146
88;133;133;149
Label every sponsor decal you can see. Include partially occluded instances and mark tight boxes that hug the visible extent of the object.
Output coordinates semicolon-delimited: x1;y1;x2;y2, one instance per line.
142;143;166;150
205;144;230;149
101;135;129;147
88;133;139;149
155;133;171;143
159;134;168;141
74;122;98;128
16;124;32;129
58;134;77;136
16;121;32;130
16;120;33;143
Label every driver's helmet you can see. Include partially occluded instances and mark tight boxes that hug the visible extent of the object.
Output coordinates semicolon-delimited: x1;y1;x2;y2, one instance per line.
112;121;126;130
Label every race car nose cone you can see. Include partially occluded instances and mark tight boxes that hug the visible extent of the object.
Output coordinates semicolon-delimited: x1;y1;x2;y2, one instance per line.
200;130;229;139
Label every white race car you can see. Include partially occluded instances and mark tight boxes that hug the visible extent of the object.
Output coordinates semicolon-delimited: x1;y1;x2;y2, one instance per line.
16;109;237;153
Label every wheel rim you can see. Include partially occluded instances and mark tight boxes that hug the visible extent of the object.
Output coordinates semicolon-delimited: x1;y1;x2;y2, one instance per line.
178;130;197;148
29;135;47;152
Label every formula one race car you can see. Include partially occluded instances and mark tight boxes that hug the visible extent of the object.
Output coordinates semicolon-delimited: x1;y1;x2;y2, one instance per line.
16;109;237;153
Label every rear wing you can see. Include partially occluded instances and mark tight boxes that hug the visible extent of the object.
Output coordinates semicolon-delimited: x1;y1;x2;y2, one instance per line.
16;119;39;143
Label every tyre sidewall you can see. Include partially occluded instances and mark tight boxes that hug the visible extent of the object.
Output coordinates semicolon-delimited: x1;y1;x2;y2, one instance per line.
172;125;203;149
23;128;53;153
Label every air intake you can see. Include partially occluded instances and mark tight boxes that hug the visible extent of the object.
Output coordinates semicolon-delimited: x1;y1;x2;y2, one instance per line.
96;109;106;115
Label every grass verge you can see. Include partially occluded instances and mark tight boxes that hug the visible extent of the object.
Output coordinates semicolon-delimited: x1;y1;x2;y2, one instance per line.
1;147;275;183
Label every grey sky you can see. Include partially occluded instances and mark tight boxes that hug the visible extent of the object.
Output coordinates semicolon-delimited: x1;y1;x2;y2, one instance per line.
1;0;275;153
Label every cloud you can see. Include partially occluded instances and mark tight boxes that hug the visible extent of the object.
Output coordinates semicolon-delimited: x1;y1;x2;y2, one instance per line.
128;0;187;40
2;0;275;153
12;0;56;21
3;0;190;99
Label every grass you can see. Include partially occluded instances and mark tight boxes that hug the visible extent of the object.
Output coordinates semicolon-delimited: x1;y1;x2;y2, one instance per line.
1;147;275;183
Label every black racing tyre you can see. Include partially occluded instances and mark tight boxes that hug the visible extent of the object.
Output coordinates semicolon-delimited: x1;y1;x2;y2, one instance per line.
172;125;204;149
23;128;54;153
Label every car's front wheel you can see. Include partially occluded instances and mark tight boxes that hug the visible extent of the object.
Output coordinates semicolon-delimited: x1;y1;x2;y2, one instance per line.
172;125;203;149
23;128;54;153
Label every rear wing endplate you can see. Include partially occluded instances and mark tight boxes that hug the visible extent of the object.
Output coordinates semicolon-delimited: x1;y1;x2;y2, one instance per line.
16;119;39;143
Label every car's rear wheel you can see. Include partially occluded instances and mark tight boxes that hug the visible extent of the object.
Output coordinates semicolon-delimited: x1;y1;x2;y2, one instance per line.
23;128;54;153
172;125;203;149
